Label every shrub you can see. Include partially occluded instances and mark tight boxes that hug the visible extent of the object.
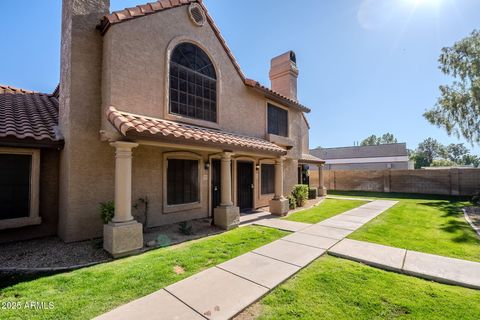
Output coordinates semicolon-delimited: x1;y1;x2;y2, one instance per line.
178;221;193;235
292;184;309;207
472;192;480;206
287;195;297;210
308;187;317;199
99;201;114;224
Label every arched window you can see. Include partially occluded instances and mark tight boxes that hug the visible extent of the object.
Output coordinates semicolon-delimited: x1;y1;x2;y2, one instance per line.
169;43;217;122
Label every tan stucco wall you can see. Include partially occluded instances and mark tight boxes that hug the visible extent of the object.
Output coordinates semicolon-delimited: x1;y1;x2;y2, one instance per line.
101;5;309;194
55;2;310;242
58;0;114;242
131;146;209;227
101;6;266;139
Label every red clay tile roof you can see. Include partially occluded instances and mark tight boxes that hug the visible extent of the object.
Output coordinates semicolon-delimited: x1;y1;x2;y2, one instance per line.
0;84;61;144
244;79;310;113
106;106;286;155
99;0;310;113
299;153;325;164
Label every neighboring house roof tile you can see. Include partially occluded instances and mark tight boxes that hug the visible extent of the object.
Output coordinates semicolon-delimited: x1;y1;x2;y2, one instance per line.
0;84;61;145
99;0;310;113
299;153;325;164
106;106;287;155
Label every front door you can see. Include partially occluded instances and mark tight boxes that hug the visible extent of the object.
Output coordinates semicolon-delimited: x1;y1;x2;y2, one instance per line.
211;159;221;219
237;161;253;212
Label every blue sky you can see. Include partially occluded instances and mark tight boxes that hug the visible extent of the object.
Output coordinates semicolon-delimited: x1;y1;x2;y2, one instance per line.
1;0;479;153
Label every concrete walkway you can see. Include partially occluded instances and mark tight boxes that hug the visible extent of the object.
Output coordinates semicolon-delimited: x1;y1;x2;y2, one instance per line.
329;238;480;290
95;200;395;320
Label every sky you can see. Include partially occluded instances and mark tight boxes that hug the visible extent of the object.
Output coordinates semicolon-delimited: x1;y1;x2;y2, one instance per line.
1;0;479;153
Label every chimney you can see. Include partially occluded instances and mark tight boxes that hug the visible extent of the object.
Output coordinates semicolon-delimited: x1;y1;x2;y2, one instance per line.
269;51;299;100
58;0;111;242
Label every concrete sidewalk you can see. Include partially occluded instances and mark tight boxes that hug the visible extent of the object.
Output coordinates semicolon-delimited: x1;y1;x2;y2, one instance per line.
95;199;398;320
329;239;480;290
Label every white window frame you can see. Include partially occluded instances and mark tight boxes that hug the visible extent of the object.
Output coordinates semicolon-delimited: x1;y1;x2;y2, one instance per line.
0;147;41;230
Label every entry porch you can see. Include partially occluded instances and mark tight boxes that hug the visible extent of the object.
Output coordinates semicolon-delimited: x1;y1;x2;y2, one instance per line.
102;107;294;256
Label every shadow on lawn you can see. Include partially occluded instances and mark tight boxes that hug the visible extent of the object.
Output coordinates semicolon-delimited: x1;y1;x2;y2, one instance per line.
439;219;480;244
419;201;464;218
418;201;479;244
0;271;59;289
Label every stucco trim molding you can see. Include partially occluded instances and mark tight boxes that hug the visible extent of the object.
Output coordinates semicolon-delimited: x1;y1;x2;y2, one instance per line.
163;35;222;129
0;147;41;230
162;151;204;214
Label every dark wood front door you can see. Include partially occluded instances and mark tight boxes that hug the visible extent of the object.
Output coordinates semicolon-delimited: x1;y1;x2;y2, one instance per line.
237;161;253;212
211;159;221;218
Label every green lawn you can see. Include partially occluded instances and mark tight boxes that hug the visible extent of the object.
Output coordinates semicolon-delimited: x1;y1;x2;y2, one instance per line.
329;191;480;262
0;226;288;320
256;255;480;320
284;198;368;224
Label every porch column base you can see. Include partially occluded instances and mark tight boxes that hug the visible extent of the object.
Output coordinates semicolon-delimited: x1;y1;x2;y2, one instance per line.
269;198;289;216
103;221;143;258
318;187;327;196
214;205;240;230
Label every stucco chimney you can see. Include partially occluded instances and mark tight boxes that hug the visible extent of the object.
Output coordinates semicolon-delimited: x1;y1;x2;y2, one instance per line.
58;0;111;242
269;51;299;100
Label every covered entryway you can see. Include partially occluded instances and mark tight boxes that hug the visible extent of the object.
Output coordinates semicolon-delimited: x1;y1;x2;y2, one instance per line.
211;159;221;219
237;161;254;212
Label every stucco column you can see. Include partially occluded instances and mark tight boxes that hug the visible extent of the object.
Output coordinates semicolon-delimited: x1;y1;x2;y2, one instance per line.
104;141;143;258
318;164;327;196
220;152;233;206
214;152;240;230
110;141;138;222
269;156;289;216
274;157;285;200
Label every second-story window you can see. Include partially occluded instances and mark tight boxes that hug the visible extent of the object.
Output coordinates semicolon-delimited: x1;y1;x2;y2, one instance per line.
170;43;217;123
267;103;288;137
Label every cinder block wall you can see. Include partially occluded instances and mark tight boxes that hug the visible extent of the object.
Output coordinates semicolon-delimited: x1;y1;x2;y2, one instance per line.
309;169;480;196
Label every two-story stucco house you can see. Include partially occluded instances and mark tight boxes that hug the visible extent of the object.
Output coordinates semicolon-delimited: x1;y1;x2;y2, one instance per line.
0;0;325;256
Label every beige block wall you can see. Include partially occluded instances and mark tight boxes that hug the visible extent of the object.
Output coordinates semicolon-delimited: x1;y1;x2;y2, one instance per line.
314;169;480;196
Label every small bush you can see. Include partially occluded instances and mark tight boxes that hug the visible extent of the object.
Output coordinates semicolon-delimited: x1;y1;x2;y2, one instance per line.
100;201;114;224
178;221;193;235
287;195;297;210
472;192;480;206
308;187;317;199
292;184;309;207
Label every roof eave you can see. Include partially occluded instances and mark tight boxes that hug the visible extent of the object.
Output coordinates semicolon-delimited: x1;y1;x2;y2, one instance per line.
124;130;287;156
0;137;64;150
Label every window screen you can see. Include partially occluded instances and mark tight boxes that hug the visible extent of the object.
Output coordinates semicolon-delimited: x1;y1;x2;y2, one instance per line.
261;164;275;194
170;43;217;122
167;159;199;205
0;154;31;220
267;104;288;137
